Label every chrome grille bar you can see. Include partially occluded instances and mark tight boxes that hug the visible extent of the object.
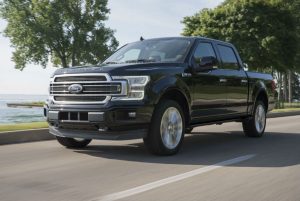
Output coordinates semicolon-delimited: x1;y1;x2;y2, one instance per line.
49;73;127;104
52;81;114;84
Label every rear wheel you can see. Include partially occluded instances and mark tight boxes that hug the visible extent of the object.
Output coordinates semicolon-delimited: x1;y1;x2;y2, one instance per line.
242;100;266;137
143;100;185;155
56;136;92;148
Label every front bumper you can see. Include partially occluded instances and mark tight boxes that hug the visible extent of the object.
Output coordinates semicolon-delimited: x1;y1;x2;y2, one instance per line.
49;126;147;140
45;104;153;140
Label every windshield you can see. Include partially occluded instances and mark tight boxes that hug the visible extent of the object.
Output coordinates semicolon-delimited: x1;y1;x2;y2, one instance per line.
103;38;192;64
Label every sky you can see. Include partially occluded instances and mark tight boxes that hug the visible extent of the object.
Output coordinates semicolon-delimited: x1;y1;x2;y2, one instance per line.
0;0;223;95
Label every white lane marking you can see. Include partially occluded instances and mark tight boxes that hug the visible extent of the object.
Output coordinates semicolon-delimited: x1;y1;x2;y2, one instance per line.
0;128;48;134
92;154;255;201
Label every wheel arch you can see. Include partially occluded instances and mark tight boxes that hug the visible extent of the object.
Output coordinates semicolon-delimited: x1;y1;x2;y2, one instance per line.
256;90;268;111
251;86;269;115
155;87;191;127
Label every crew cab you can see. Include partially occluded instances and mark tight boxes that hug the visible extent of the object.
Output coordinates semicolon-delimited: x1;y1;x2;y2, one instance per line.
45;37;276;155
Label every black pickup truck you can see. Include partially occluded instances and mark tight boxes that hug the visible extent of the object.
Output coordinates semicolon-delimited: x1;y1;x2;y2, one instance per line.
45;37;276;155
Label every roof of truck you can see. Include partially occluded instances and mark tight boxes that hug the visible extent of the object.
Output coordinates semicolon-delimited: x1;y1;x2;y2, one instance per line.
140;36;233;46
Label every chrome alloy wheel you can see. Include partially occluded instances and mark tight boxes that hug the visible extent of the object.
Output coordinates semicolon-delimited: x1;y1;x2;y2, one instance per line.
160;107;183;149
255;104;266;133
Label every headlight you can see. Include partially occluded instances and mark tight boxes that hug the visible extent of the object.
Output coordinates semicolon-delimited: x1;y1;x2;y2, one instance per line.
111;76;150;101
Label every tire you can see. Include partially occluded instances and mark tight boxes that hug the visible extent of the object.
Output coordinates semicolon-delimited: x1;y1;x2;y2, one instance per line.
143;100;185;155
242;100;266;137
56;136;92;148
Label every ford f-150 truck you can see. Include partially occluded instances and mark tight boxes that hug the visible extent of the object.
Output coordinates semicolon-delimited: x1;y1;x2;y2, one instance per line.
45;37;276;155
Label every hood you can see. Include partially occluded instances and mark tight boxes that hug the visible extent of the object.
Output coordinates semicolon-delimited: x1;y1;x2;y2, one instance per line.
51;62;187;77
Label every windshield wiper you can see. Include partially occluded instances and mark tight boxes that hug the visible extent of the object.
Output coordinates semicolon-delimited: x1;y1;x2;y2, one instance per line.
103;61;119;64
125;59;156;63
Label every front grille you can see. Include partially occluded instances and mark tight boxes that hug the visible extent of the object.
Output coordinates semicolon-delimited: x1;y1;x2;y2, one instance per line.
55;76;106;82
50;73;126;104
59;123;99;131
54;96;106;102
59;112;88;121
50;83;121;95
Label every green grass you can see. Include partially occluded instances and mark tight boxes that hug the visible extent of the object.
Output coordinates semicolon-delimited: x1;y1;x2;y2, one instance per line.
283;102;300;108
28;101;45;107
0;122;48;132
276;102;300;109
6;101;44;108
272;108;300;113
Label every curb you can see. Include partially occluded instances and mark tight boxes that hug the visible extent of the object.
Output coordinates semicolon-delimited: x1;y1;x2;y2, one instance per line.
0;129;54;145
0;111;299;146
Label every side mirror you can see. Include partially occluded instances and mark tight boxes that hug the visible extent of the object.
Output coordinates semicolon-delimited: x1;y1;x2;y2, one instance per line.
243;63;249;71
192;56;218;72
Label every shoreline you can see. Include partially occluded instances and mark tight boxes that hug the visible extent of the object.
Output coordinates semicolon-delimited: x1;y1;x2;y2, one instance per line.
6;102;44;108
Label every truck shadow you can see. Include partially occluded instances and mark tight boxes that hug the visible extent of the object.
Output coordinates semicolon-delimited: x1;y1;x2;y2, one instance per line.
74;131;300;168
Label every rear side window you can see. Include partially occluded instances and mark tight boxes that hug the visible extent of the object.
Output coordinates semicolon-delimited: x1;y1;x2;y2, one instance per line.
217;45;239;70
193;42;217;61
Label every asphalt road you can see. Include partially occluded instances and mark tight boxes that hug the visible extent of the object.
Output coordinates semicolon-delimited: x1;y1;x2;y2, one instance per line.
0;115;300;201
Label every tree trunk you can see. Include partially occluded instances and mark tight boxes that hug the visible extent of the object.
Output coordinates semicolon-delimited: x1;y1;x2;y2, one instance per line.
277;73;282;108
71;26;79;67
61;56;68;68
283;73;288;102
72;53;76;67
288;70;292;103
71;39;77;66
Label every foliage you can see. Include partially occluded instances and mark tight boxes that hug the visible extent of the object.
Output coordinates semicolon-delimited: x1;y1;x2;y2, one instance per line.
182;0;298;73
0;0;119;69
284;0;300;72
292;73;300;99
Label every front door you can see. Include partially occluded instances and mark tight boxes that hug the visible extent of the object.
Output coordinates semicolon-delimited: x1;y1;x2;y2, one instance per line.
190;41;229;124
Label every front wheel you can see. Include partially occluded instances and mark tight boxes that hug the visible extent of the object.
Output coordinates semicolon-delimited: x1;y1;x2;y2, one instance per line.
242;100;266;137
56;136;92;148
143;100;185;155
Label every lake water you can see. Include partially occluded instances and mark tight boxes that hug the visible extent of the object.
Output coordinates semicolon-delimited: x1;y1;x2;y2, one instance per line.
0;94;47;124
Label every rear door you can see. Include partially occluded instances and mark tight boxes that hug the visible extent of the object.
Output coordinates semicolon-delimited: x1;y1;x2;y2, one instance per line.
216;44;248;115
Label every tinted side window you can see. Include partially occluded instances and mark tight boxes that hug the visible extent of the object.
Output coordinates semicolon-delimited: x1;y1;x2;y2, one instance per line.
193;42;217;63
217;45;239;70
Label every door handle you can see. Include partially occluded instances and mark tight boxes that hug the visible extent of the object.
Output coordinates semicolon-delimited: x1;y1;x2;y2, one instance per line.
241;79;248;83
219;78;227;83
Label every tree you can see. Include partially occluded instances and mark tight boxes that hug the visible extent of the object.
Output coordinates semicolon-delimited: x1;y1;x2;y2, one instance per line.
0;0;118;69
282;0;300;72
271;0;300;102
182;0;298;73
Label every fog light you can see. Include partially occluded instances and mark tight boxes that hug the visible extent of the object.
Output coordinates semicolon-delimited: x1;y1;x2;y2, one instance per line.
128;112;136;118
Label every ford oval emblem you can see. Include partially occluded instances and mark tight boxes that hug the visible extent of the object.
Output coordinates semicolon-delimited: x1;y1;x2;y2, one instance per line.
68;84;83;94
